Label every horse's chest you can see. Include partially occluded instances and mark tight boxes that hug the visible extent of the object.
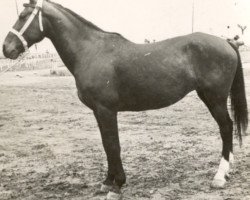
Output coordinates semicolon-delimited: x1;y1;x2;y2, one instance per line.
75;80;96;109
76;88;95;109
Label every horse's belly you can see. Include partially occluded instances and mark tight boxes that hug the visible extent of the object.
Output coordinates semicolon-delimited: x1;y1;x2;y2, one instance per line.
115;51;196;111
117;78;194;111
118;94;190;111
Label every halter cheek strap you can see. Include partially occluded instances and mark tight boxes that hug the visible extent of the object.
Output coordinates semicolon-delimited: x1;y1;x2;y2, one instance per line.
10;0;44;51
39;11;44;32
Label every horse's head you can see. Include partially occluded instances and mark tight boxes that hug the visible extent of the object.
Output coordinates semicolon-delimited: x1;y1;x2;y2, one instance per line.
3;0;45;59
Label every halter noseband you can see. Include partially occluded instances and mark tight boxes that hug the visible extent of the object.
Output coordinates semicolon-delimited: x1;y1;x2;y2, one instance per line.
10;0;44;51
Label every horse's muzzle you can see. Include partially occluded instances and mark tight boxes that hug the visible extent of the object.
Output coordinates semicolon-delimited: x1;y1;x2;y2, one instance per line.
3;42;21;60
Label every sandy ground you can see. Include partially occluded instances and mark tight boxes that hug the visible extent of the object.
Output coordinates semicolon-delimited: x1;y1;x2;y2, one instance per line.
0;66;250;200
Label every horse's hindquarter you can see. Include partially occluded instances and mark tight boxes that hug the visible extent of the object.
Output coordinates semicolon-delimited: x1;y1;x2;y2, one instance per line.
186;33;238;94
114;39;197;111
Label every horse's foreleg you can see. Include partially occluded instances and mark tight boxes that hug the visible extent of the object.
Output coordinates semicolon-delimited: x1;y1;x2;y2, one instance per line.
94;105;125;199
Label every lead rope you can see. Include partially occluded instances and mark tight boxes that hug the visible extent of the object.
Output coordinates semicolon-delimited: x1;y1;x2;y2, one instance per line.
0;50;30;76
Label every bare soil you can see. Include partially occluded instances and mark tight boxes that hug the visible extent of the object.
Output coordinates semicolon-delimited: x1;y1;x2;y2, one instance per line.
0;66;250;200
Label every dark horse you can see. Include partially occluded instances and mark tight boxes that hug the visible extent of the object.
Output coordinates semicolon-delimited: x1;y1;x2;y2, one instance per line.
3;0;248;199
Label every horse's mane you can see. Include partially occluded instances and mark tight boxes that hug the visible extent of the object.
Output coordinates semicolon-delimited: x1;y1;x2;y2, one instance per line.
48;0;126;39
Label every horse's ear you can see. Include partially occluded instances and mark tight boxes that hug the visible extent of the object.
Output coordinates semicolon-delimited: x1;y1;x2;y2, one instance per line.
29;0;37;4
29;0;48;5
23;3;35;8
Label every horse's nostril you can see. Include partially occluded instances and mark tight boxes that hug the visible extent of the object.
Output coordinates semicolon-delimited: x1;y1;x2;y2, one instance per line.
2;43;10;57
2;44;6;55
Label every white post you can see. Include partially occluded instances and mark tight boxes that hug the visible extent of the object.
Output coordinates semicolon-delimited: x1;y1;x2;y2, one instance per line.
192;0;195;33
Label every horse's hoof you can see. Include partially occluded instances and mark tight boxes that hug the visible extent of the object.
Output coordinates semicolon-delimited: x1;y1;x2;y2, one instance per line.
106;191;122;200
100;183;113;193
211;178;226;189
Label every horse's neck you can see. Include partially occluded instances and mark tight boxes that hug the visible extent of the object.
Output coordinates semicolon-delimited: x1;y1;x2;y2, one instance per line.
43;2;102;74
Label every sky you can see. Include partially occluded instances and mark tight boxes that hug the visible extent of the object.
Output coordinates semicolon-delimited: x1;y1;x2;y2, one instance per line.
0;0;249;56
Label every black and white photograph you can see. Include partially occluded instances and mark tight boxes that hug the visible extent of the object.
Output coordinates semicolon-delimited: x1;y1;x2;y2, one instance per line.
0;0;249;199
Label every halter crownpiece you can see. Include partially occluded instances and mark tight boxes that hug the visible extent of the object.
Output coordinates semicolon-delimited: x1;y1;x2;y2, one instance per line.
10;0;44;51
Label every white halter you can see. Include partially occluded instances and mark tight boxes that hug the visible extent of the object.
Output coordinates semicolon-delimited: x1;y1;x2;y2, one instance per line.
10;0;44;51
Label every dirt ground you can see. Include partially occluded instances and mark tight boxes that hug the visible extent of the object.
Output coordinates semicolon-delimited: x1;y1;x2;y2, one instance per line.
0;66;250;200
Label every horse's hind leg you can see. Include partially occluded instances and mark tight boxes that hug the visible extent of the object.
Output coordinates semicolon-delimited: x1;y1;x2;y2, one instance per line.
197;90;234;188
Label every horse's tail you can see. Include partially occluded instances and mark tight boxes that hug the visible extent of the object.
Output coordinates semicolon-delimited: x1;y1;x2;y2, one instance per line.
229;42;248;145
